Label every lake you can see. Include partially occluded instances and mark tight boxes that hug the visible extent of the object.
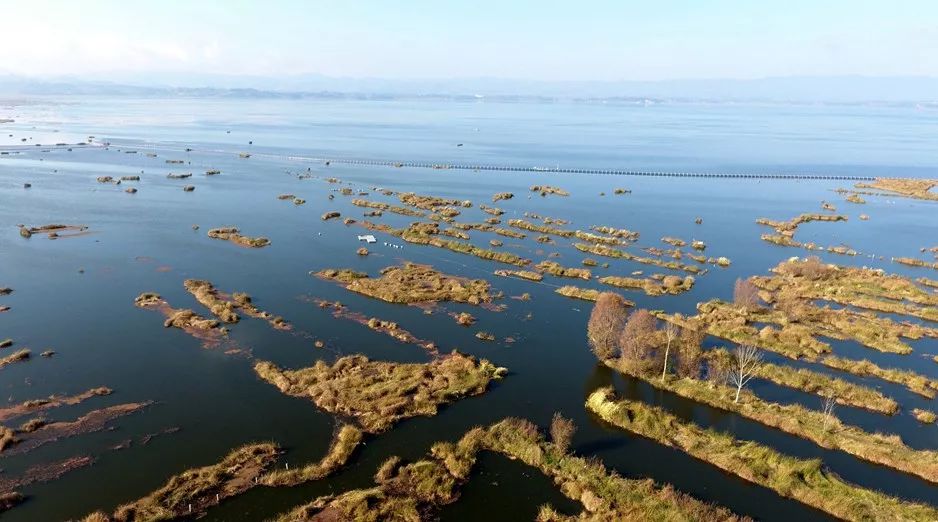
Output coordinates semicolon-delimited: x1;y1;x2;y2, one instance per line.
0;95;936;521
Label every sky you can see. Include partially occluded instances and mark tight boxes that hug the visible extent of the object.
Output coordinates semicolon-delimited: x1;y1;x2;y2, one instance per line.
1;0;936;81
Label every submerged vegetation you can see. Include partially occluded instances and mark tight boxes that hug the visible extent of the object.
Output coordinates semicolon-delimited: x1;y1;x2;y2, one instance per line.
587;389;938;521
254;352;506;433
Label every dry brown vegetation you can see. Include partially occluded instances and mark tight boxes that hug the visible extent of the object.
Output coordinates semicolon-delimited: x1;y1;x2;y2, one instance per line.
494;269;544;282
912;408;937;424
315;299;437;353
0;386;112;423
0;492;24;512
18;224;89;239
572;243;702;273
603;354;938;484
554;286;634;306
318;263;497;306
134;292;226;346
854;178;938;201
184;279;289;330
894;257;938;270
0;455;95;496
254;352;506;433
706;348;899;414
599;274;695;296
354;220;530;266
535;260;591;280
0;349;30;369
272;418;744;522
530;185;570;197
587;389;938;521
206;227;270;248
83;443;279;521
2;402;150;456
508;219;574;238
583;291;938;484
260;425;363;486
587;293;631;360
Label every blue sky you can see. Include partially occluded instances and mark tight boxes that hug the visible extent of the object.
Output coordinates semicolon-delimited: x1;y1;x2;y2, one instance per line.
1;0;935;80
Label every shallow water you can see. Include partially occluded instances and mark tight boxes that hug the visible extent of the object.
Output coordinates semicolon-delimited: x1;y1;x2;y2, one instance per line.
0;96;936;521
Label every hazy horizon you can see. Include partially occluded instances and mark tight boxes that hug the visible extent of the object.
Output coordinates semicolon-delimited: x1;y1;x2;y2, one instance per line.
3;1;936;82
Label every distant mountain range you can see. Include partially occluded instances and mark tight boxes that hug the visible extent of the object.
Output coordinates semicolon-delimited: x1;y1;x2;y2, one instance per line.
1;73;936;104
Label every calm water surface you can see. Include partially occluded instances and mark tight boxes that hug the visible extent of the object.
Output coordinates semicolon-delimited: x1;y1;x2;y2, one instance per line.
0;96;936;521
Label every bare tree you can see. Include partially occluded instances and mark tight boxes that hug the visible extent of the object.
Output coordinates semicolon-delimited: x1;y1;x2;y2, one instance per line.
587;292;630;360
550;412;576;454
618;309;658;372
676;325;705;379
733;278;760;310
661;322;679;381
726;344;762;403
821;392;837;433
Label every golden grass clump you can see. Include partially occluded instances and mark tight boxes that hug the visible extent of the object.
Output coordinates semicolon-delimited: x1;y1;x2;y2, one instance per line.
0;349;30;369
494;269;544;282
0;491;24;512
754;257;938;322
587;388;938;521
321;263;496;305
507;219;574;238
254;352;506;433
572;243;702;273
84;443;279;521
599;274;695;296
206;227;270;248
854;178;938;201
554;286;636;307
913;408;937;424
184;279;239;323
529;185;570;197
535;260;591;280
261;425;363;486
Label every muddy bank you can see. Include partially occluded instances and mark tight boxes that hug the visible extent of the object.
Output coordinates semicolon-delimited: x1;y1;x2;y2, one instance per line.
0;387;112;423
2;402;151;456
18;224;89;239
315;299;438;354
